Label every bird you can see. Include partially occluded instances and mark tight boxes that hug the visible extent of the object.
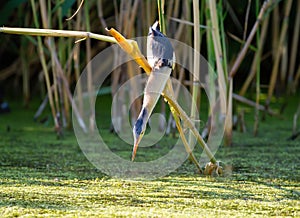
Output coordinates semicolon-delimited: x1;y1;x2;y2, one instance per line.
131;21;175;161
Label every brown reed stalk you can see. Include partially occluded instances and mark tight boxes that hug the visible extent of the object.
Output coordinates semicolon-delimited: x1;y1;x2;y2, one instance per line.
57;0;69;128
279;38;288;89
97;0;107;28
0;59;20;81
207;0;229;145
254;0;261;137
225;79;233;146
218;0;232;146
52;50;88;133
127;0;140;36
126;0;142;126
239;15;269;96
287;0;300;94
292;66;300;92
272;5;279;62
243;0;252;41
183;0;193;93
63;11;73;129
145;0;152;27
166;57;186;135
224;0;243;33
21;38;30;107
187;0;201;153
110;0;126;133
84;1;95;132
207;0;227;109
229;0;274;79
21;12;32;107
73;0;84;117
293;101;300;135
266;0;293;108
202;0;220;141
30;0;60;132
42;0;62;126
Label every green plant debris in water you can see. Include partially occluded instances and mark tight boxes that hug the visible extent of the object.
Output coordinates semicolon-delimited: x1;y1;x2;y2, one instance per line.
0;96;299;217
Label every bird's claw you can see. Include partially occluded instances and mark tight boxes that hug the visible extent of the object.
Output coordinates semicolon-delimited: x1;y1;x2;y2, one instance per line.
204;161;223;176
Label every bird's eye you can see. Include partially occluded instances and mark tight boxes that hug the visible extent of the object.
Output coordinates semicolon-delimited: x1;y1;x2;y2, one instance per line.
140;131;145;135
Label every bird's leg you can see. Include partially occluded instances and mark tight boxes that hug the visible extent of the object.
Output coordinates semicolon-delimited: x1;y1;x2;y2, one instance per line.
162;80;218;165
171;106;203;173
164;89;223;175
161;80;202;173
204;161;223;176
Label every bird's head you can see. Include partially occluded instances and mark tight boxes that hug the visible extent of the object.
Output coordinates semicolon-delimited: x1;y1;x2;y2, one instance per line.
147;21;174;70
148;21;163;37
132;107;148;161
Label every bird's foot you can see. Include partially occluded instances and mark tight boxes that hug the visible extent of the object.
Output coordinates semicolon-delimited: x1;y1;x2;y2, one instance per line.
204;161;223;176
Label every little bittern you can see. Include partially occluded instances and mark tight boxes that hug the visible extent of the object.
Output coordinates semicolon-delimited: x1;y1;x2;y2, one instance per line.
132;21;175;161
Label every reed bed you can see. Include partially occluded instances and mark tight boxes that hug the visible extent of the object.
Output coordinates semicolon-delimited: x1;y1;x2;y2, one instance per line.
0;0;299;150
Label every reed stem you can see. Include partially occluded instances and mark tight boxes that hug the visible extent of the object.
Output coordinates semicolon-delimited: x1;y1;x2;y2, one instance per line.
0;27;117;43
266;0;292;107
254;0;261;137
30;0;59;131
188;0;201;158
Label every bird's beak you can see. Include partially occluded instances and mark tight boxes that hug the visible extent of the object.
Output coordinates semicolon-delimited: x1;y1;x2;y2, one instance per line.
132;136;142;161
